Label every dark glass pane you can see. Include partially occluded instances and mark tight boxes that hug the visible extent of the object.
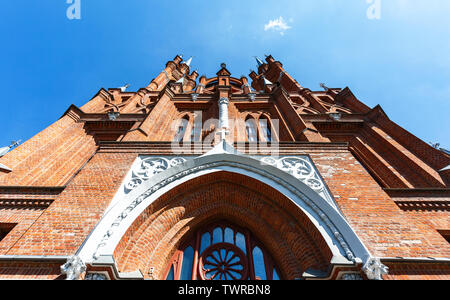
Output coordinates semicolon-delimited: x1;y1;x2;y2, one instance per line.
273;268;280;280
166;266;174;280
246;119;258;142
201;232;211;253
235;232;246;255
212;227;223;244
260;119;272;141
180;246;194;280
224;227;234;244
252;247;267;280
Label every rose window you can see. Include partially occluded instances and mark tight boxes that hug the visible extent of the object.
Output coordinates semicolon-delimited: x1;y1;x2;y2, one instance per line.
164;221;280;280
199;243;249;280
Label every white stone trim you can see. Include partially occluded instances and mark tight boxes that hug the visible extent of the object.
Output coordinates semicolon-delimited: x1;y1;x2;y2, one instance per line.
256;156;338;210
77;152;377;273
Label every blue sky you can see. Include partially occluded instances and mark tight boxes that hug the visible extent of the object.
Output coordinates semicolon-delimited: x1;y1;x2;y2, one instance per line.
1;0;449;149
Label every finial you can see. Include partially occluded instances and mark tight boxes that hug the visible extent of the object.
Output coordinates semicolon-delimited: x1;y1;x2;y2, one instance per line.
254;56;264;67
221;63;227;69
320;83;330;91
262;75;272;85
0;140;21;157
430;142;440;149
176;76;185;84
119;84;130;92
182;56;193;67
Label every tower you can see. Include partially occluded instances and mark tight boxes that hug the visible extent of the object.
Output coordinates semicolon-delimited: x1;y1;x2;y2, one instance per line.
0;55;449;280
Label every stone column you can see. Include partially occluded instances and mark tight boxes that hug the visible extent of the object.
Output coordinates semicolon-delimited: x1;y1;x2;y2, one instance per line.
218;97;230;141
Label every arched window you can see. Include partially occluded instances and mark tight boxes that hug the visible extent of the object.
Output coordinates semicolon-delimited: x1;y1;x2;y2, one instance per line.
259;117;272;142
164;221;281;280
245;118;258;142
174;116;189;142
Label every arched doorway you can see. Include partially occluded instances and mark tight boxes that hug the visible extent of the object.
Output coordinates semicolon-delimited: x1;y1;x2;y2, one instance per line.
77;149;376;280
112;172;333;280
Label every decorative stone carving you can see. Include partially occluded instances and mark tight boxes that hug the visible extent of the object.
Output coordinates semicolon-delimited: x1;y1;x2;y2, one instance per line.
259;156;336;209
125;157;187;193
61;256;86;280
362;257;389;280
92;159;356;263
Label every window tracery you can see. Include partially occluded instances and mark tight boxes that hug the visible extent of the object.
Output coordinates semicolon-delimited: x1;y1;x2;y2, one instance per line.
164;221;280;280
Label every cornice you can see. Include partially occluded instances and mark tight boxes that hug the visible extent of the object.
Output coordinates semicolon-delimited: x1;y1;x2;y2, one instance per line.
60;104;147;123
0;255;70;262
97;88;114;102
96;141;350;154
380;257;450;264
61;104;84;121
303;114;366;123
0;186;64;208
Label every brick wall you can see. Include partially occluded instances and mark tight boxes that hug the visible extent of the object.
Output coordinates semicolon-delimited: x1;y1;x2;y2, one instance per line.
114;172;333;280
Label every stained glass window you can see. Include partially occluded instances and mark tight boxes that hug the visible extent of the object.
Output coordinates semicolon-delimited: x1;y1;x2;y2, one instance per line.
164;221;280;280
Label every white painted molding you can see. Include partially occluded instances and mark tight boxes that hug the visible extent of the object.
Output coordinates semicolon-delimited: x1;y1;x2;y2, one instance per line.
77;151;376;274
257;156;338;209
0;163;12;172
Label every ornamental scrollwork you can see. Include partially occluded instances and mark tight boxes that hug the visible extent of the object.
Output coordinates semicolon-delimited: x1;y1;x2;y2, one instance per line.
125;157;187;193
61;256;86;280
259;156;335;208
93;159;355;263
260;157;323;191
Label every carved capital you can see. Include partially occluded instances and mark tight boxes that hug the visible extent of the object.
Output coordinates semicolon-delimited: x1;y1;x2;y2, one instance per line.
61;256;86;280
362;257;389;280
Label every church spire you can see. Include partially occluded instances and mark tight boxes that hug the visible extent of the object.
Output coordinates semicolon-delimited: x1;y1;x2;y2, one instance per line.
254;56;264;68
182;56;193;67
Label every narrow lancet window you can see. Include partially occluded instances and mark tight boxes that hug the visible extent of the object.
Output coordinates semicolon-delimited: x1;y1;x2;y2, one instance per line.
246;118;258;142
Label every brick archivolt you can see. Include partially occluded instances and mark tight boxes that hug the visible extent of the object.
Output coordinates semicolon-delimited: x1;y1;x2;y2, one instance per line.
77;152;375;279
113;174;332;279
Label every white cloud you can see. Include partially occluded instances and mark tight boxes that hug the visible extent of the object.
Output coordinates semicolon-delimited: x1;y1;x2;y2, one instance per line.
264;17;292;35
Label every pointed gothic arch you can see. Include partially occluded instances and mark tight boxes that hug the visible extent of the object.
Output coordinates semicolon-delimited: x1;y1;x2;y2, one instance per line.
173;114;190;142
77;148;374;279
163;219;282;280
245;117;258;142
112;172;336;279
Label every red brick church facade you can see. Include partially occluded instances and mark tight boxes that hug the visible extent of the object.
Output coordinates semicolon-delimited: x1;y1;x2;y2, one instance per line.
0;55;448;280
